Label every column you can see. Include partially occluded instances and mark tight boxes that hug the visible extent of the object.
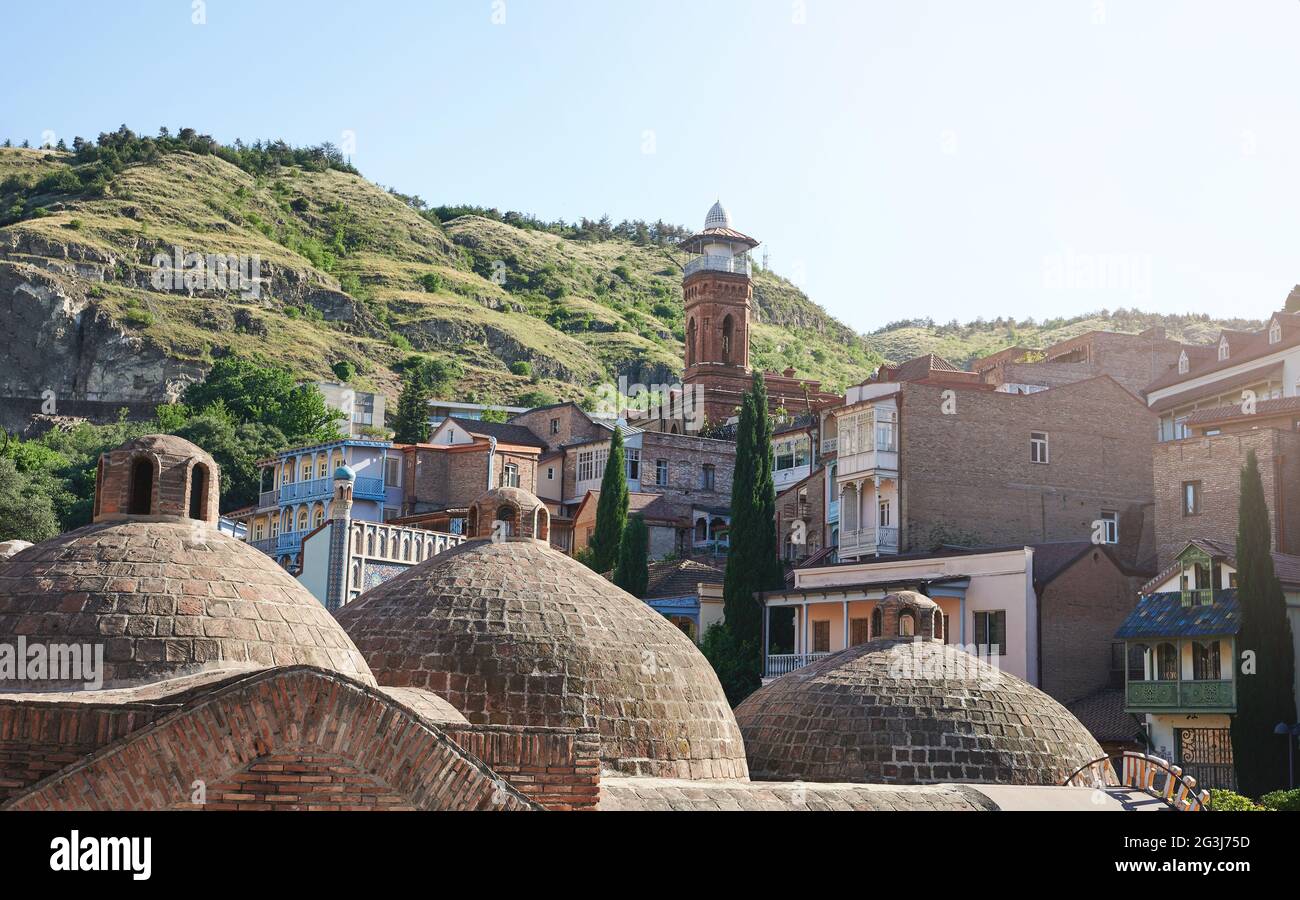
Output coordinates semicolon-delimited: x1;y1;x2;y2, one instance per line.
842;598;849;651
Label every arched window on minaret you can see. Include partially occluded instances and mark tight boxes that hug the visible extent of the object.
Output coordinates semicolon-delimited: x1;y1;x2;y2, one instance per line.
687;318;697;367
722;315;734;365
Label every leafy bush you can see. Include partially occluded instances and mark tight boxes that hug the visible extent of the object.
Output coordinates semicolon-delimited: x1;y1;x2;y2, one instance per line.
1258;788;1300;811
1207;789;1265;811
509;360;531;377
418;272;442;293
331;360;356;382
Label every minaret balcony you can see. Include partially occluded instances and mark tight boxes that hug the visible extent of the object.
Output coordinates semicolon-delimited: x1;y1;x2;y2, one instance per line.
684;253;752;278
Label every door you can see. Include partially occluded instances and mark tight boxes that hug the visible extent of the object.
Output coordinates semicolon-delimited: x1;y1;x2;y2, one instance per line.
1175;727;1235;791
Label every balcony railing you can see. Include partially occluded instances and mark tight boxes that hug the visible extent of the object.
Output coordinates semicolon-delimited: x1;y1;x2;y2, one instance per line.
354;476;386;500
764;652;831;678
1181;588;1214;607
838;526;900;559
1126;679;1235;712
821;437;838;454
683;254;752;278
280;477;332;503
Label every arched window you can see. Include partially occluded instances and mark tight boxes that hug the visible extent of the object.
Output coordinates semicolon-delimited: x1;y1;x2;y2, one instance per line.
1156;642;1179;681
871;606;882;639
694;518;709;541
300;458;313;481
932;610;943;642
898;610;915;637
687;318;697;367
312;503;325;529
188;463;208;520
129;458;154;515
721;315;733;364
297;506;309;532
496;505;516;537
1192;640;1221;680
468;506;479;537
841;483;859;532
317;454;329;478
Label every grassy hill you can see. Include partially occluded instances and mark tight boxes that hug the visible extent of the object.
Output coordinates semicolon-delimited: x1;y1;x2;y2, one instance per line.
0;135;1268;422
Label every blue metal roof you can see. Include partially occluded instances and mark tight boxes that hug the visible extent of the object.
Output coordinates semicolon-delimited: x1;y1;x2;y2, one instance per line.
1115;590;1240;640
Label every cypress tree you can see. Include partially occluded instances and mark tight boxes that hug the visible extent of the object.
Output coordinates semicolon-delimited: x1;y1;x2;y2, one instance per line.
1230;450;1298;796
391;370;431;444
588;425;628;573
749;372;785;590
613;514;649;598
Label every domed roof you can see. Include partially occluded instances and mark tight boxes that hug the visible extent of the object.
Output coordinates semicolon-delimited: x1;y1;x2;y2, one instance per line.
0;540;33;561
337;490;748;779
704;200;730;230
0;520;375;691
736;596;1103;786
335;465;356;482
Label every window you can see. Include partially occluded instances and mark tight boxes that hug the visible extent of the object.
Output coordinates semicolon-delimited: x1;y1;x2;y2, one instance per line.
625;448;640;481
129;458;153;515
297;507;309;531
941;614;951;645
1218;336;1230;361
1178;351;1189;375
1192;641;1221;680
317;455;328;478
850;618;870;646
1182;481;1203;516
1155;642;1179;681
898;611;915;637
546;466;555;481
870;606;882;638
773;436;810;472
253;521;265;541
501;463;520;488
699;464;716;491
1270;321;1282;345
973;611;1007;656
188;464;208;520
300;459;313;481
1030;432;1049;464
313;505;325;529
270;518;280;538
878;499;891;528
550;418;560;435
655;459;668;486
385;456;401;487
812;620;830;653
577;451;595;482
1099;510;1118;544
875;412;897;452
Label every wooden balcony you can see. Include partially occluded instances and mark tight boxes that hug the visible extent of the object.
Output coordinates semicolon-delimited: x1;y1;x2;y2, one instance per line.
1126;679;1236;713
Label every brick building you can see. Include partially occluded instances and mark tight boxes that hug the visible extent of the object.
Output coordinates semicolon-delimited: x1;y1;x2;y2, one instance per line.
972;327;1187;398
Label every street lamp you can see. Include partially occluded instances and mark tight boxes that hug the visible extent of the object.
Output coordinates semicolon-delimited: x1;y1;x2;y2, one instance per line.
1273;722;1300;789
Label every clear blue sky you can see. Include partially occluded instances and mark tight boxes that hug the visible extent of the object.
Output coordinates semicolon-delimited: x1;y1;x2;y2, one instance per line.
4;0;1298;332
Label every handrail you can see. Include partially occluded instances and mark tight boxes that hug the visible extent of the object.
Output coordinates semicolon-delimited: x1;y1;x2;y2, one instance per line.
1063;751;1210;811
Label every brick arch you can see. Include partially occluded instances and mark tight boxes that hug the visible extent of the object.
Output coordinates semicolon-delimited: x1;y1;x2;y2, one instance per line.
4;667;536;812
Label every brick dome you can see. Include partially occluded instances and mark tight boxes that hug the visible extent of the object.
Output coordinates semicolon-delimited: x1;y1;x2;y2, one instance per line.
337;489;748;780
0;436;375;691
735;593;1103;786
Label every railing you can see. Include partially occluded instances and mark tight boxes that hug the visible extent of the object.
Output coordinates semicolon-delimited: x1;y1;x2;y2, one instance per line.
354;476;386;500
765;652;831;678
280;477;332;502
351;521;464;565
827;500;839;522
1063;752;1209;811
821;438;838;454
683;254;752;278
838;526;899;559
258;490;278;509
1126;679;1235;711
1180;588;1214;607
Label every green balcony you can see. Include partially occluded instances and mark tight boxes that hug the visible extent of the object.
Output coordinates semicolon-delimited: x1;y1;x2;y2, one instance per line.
1126;679;1235;713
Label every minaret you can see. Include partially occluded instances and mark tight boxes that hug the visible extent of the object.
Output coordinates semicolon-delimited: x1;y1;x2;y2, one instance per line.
679;201;760;425
324;464;355;611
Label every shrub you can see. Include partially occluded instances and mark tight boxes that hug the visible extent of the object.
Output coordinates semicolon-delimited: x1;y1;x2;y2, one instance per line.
1258;788;1300;811
418;272;442;293
509;360;531;377
1206;789;1265;811
331;360;356;382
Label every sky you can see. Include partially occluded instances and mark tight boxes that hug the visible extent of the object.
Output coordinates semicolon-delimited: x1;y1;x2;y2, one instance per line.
3;0;1298;333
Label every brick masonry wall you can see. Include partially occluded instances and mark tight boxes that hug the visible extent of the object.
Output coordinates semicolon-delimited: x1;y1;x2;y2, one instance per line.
776;466;826;560
1038;549;1146;705
899;379;1156;561
406;446;538;515
0;701;165;803
1152;429;1300;568
638;432;735;512
445;724;601;811
195;752;415;811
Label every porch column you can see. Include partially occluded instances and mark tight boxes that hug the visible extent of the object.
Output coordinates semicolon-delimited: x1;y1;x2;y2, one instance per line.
802;603;809;656
843;598;849;650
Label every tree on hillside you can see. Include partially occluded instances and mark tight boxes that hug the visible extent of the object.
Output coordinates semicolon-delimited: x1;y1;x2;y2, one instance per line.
0;457;59;543
181;356;343;443
1286;285;1300;315
1231;450;1298;796
391;370;432;444
587;426;628;573
613;514;649;598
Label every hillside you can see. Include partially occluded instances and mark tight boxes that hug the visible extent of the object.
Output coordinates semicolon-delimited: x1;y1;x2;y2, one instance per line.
0;136;1267;426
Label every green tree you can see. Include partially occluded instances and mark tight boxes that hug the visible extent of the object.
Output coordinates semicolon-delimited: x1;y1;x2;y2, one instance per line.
587;426;628;573
1286;285;1300;314
0;457;60;543
331;360;356;382
181;356;343;443
613;514;649;597
717;372;786;701
699;622;758;707
1231;450;1298;796
391;369;432;444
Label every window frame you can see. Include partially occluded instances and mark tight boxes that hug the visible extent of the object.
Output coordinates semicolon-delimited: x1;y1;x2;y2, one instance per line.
1030;431;1049;465
973;610;1008;657
1182;480;1203;516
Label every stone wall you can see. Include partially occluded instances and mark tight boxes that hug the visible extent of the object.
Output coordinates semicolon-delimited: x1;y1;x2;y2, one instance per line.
444;724;601;811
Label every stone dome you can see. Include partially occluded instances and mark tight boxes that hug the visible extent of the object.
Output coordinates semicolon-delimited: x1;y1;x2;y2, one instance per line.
0;436;375;691
0;540;32;561
704;200;730;230
466;486;550;541
337;488;748;780
735;593;1103;786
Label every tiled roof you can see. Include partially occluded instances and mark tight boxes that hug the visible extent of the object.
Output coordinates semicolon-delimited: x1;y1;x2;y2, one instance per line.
644;559;726;600
446;417;547;448
1182;396;1300;428
1140;539;1300;593
1145;310;1300;395
1115;590;1240;640
1066;689;1145;744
